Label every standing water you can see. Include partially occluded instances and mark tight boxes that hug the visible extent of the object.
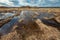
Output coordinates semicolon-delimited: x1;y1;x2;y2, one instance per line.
0;10;55;36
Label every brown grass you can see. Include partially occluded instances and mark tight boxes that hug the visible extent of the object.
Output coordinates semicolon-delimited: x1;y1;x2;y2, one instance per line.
0;8;60;40
0;18;60;40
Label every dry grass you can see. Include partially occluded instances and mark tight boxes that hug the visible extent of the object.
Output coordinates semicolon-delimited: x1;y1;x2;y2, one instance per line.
0;18;60;40
0;8;60;40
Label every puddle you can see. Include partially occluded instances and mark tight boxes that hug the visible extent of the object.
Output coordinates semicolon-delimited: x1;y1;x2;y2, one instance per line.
0;13;16;20
0;10;56;36
0;17;19;35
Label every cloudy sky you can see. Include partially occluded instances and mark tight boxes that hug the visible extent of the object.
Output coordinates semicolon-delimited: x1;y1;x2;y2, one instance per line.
0;0;60;7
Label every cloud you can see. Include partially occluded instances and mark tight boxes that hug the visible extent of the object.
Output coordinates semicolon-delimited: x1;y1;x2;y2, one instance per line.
48;0;59;2
0;0;15;7
0;0;60;7
9;0;19;6
18;0;42;7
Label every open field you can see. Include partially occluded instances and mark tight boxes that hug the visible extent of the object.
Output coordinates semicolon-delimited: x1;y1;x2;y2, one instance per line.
0;7;60;13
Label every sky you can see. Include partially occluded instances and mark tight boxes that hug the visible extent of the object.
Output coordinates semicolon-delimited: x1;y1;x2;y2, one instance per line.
0;0;60;7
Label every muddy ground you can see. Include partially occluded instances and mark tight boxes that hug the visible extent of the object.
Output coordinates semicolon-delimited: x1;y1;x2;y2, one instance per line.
0;11;60;40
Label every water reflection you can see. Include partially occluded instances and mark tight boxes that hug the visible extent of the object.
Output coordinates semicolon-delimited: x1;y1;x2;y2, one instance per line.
19;10;55;24
0;12;16;20
0;17;19;35
0;10;55;36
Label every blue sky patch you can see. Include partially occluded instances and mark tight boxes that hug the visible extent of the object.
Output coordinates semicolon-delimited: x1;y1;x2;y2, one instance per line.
0;0;60;7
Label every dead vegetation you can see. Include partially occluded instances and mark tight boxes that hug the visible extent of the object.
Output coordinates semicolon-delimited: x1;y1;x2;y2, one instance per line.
0;9;60;40
0;17;60;40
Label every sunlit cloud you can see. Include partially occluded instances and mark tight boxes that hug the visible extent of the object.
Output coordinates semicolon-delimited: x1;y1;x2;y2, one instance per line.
0;0;60;7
